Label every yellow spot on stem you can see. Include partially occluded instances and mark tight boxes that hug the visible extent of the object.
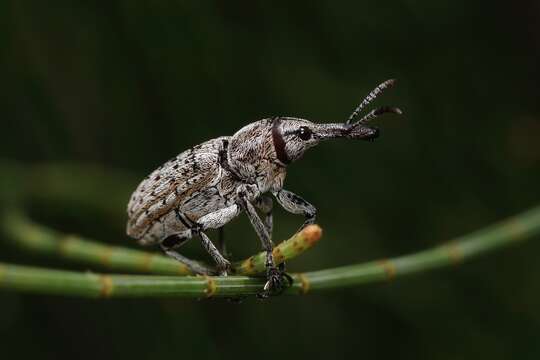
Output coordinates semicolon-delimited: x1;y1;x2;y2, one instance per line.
178;263;191;275
273;247;284;263
0;264;5;282
301;225;322;245
508;219;526;241
292;240;304;253
99;275;114;297
248;257;256;270
100;247;114;267
139;253;155;272
239;257;256;274
378;259;397;280
58;235;76;255
297;273;310;294
446;243;463;265
204;276;217;298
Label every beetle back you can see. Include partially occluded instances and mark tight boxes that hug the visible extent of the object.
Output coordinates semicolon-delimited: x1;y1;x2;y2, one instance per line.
126;137;229;242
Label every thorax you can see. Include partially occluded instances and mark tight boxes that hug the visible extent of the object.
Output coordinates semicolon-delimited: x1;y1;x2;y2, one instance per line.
225;119;287;195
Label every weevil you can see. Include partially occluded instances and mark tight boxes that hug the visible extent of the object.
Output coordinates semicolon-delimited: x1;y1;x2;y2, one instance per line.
126;79;402;297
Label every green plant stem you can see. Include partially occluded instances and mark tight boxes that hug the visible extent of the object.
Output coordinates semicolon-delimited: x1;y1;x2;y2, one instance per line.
0;160;135;220
1;205;539;298
2;211;322;276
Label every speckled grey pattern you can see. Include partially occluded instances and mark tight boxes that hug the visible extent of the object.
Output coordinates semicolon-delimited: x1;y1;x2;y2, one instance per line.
126;79;401;295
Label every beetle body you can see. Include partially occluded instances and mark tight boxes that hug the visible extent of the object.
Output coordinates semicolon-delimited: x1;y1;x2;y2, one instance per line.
126;79;402;297
126;120;285;245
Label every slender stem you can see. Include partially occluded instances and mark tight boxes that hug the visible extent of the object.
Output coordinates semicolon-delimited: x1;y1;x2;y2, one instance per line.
1;205;539;298
1;211;322;276
0;263;267;298
0;160;135;220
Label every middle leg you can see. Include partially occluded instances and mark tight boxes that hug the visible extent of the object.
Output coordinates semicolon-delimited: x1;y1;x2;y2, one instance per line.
164;205;240;275
255;195;287;272
273;189;317;230
215;196;275;264
218;227;228;258
160;234;214;275
254;195;273;241
192;204;242;275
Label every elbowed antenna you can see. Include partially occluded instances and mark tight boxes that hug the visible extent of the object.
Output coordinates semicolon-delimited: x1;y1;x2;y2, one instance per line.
354;106;403;126
312;78;402;141
346;79;399;125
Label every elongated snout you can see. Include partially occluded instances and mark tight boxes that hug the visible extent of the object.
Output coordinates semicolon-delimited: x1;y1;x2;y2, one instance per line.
347;124;380;141
313;123;380;141
308;79;401;145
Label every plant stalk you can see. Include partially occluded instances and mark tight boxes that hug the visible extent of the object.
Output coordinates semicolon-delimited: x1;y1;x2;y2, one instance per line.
1;205;539;298
2;211;322;276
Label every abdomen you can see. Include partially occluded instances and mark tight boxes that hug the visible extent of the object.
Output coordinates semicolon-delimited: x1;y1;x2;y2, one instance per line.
126;137;230;244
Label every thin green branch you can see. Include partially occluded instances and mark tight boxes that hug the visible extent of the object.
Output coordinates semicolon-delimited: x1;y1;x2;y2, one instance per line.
1;205;539;298
1;211;322;276
0;160;135;219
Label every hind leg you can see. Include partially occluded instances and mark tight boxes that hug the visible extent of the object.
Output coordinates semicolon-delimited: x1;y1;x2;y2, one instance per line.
194;204;241;275
160;233;214;275
164;205;241;275
218;227;229;259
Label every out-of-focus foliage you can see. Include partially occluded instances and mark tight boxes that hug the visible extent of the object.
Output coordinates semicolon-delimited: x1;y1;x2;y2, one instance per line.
1;1;539;359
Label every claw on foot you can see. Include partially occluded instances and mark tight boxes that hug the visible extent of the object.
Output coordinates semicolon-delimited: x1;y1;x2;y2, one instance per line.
257;267;293;299
216;259;232;276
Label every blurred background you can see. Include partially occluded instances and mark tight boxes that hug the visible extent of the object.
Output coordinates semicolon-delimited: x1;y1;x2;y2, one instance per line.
1;1;540;359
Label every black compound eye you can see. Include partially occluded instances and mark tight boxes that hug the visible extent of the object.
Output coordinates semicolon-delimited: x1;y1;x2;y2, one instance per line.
297;126;312;141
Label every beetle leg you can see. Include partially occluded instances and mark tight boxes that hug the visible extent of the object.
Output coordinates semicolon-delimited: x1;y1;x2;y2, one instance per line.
160;234;213;275
239;193;290;297
198;231;231;276
196;204;240;232
254;195;273;240
165;206;240;275
218;227;229;259
166;223;230;276
255;195;288;272
192;204;241;275
273;189;317;231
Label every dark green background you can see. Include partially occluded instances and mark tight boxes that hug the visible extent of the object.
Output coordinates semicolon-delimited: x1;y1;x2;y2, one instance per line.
1;1;540;359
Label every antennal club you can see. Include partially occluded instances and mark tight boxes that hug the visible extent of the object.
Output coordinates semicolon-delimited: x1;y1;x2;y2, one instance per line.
346;79;397;124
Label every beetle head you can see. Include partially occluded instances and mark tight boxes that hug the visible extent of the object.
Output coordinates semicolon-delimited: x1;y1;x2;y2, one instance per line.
271;79;402;166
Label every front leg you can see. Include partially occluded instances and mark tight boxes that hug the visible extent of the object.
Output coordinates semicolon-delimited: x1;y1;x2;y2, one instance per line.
238;189;290;297
274;189;317;230
254;195;273;240
255;195;289;273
